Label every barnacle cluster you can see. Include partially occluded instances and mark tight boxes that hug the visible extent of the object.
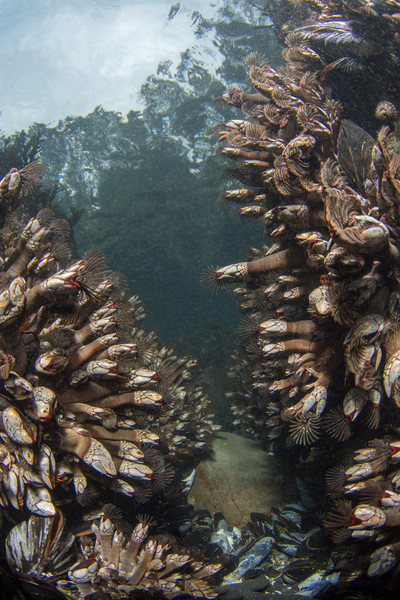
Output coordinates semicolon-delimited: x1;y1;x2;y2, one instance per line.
323;438;400;588
205;0;400;590
0;156;222;597
207;48;345;448
67;510;221;599
265;0;400;123
208;4;400;448
0;164;219;515
5;507;221;600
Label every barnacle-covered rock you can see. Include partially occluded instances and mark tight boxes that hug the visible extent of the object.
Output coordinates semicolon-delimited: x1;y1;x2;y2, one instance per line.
324;437;400;587
206;4;400;452
58;508;221;599
0;161;218;517
206;0;400;594
265;0;400;126
4;506;222;600
205;49;343;448
143;347;219;461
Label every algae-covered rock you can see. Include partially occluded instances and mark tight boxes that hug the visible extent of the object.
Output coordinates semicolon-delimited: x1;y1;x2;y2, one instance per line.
188;432;284;528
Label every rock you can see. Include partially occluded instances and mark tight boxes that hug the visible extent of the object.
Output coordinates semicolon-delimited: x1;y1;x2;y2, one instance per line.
188;431;284;528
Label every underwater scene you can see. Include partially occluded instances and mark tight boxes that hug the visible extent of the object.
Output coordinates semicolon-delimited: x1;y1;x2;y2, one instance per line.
0;0;400;598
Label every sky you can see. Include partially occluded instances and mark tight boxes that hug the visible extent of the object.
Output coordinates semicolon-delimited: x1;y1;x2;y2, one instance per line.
0;0;219;134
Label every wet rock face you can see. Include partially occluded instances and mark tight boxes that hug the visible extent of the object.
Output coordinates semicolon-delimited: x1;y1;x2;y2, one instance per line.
188;431;284;528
